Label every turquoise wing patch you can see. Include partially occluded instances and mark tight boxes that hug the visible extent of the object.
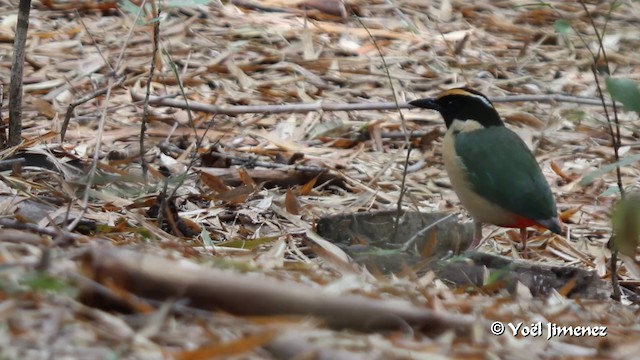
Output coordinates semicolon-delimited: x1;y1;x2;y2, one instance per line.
454;127;556;221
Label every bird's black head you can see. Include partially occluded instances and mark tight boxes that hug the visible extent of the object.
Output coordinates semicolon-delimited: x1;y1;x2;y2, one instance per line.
409;87;504;129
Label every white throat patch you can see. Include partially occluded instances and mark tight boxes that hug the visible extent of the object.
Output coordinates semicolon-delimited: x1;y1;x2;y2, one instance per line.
449;119;484;133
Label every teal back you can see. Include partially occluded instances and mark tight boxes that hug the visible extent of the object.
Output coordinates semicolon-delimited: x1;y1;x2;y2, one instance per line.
455;126;556;221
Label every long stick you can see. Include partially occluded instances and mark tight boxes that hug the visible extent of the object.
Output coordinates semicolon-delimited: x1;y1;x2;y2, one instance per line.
8;0;32;146
131;91;619;115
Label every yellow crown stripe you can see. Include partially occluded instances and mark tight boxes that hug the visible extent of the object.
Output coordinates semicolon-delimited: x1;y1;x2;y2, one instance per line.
437;88;474;98
437;88;493;108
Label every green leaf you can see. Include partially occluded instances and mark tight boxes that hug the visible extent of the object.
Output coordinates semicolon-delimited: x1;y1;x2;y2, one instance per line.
600;184;621;197
484;270;504;286
347;246;403;256
513;2;551;9
580;153;640;186
605;77;640;115
201;227;214;248
118;0;140;17
21;273;74;294
611;1;623;12
554;19;572;35
612;193;640;256
118;0;152;24
218;236;279;250
562;109;587;123
167;0;212;7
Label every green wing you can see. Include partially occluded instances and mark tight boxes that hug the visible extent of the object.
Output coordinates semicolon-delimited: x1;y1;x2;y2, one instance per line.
455;126;556;222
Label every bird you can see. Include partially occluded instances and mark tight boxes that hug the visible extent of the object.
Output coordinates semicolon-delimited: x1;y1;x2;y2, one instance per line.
409;87;562;249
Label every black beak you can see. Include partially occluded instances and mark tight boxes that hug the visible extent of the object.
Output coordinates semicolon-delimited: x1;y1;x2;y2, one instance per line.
408;98;441;111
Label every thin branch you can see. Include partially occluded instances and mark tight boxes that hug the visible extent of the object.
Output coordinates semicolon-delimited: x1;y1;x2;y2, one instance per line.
184;148;327;173
0;218;85;242
65;2;148;232
74;9;113;74
610;236;621;301
141;9;161;183
353;12;413;242
0;85;5;148
8;0;32;146
59;7;122;143
61;75;125;142
400;213;455;252
578;1;623;197
114;0;147;72
574;0;623;301
158;42;220;204
0;157;26;170
65;77;117;233
130;91;620;115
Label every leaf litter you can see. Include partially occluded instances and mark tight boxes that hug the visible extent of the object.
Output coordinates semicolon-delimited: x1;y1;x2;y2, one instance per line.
0;0;639;358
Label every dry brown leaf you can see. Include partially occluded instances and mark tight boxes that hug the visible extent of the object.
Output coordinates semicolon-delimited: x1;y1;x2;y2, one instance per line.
557;277;577;297
285;188;301;215
504;112;545;129
420;229;438;257
32;98;56;118
299;174;318;195
174;331;279;360
299;0;347;18
179;217;203;236
200;172;230;194
368;122;384;152
551;160;575;182
215;185;254;205
356;40;392;55
514;8;558;26
560;206;582;223
237;168;257;188
326;138;359;149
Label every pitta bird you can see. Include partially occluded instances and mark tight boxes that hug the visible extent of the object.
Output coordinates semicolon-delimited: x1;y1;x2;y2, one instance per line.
409;87;562;249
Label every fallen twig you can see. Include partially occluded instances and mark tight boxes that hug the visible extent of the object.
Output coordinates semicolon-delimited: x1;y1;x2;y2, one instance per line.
0;218;86;242
0;157;26;171
202;150;327;173
131;91;619;115
82;245;477;333
61;75;125;142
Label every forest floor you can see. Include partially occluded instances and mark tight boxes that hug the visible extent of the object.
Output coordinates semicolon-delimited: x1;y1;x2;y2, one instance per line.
0;0;640;358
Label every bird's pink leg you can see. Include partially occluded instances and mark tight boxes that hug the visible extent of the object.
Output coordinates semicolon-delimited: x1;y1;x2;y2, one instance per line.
468;221;483;249
518;227;532;258
520;227;528;250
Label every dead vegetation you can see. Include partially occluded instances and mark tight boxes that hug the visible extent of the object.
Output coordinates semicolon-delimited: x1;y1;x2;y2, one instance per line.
0;0;639;358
